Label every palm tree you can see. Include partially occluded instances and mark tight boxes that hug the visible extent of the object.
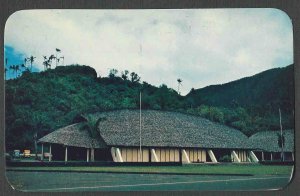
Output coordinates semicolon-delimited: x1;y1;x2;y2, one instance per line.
56;58;60;66
278;108;285;161
24;58;28;67
48;55;56;69
42;56;47;70
43;60;51;70
21;64;27;72
55;48;61;67
177;78;182;95
80;115;105;138
27;56;36;72
43;61;47;71
43;55;48;70
9;65;15;78
15;65;20;77
5;68;8;79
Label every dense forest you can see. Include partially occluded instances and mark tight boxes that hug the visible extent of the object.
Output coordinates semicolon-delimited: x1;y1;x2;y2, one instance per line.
5;64;294;151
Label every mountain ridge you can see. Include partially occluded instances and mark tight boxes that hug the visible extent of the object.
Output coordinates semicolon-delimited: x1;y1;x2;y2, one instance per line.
185;64;294;111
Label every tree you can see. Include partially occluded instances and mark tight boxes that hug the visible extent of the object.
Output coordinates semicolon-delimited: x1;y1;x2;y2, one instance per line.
9;65;16;78
121;97;136;108
5;68;7;79
28;112;48;159
21;64;28;72
81;115;106;139
278;108;284;161
155;84;171;109
130;72;140;83
9;64;23;78
277;133;285;161
24;58;28;68
56;58;60;66
55;48;61;67
109;69;118;78
15;65;20;77
43;61;47;70
48;55;56;68
27;56;36;72
177;78;182;95
42;56;48;70
121;70;129;80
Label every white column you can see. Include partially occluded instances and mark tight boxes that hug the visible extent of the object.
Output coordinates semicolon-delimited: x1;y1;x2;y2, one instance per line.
87;148;90;162
181;149;190;163
207;150;218;163
270;152;273;161
41;143;44;161
249;151;259;163
116;148;123;162
111;147;117;162
110;147;123;162
150;149;159;162
65;146;68;162
231;151;241;163
49;145;52;162
292;152;294;161
262;151;264;161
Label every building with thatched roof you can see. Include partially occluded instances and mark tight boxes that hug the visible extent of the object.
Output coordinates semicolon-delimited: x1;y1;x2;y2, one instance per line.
249;130;294;161
38;110;294;163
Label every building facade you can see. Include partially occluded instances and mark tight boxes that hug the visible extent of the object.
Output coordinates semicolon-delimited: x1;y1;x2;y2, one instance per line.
38;110;294;163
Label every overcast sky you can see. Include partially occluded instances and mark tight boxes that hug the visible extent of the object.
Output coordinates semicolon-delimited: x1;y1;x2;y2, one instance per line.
4;9;293;95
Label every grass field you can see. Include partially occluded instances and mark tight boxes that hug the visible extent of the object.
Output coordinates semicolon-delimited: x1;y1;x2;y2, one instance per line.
7;164;293;175
6;164;294;191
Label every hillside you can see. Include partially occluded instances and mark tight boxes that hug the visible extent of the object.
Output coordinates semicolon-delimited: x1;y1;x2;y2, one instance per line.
5;64;294;151
184;64;294;136
5;65;183;150
186;64;294;112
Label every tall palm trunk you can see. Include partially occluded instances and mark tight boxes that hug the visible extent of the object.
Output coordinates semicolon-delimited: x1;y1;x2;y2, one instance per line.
279;108;284;161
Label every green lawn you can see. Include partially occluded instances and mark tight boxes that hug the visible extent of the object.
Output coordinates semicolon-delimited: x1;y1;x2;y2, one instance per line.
7;164;293;175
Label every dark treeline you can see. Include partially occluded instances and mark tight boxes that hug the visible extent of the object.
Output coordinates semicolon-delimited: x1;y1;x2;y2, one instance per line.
5;64;294;151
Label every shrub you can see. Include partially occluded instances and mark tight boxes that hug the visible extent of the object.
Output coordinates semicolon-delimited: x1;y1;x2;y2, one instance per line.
219;155;232;162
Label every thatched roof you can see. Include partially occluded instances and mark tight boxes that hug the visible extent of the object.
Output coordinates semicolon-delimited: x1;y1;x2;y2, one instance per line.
94;110;251;149
248;130;294;152
40;110;293;151
38;123;107;148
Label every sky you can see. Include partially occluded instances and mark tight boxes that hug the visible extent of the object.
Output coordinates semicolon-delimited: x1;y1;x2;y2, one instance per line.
4;9;293;95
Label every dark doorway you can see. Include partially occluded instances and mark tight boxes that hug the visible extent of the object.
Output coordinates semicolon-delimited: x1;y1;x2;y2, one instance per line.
51;144;65;161
213;149;232;162
284;152;294;161
95;148;113;161
264;152;272;160
68;147;86;161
